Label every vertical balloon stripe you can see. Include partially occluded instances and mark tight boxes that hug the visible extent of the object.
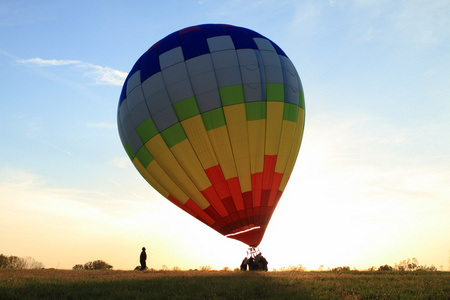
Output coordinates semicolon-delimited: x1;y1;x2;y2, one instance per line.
246;101;266;213
204;166;231;200
203;125;237;177
274;119;297;174
226;177;245;211
180;115;218;169
264;101;284;156
205;127;246;216
299;90;305;109
133;156;191;210
170;140;211;191
171;119;230;218
145;160;190;204
201;187;228;218
145;135;209;209
132;158;169;198
262;155;277;206
247;118;265;205
263;101;284;199
222;104;252;196
267;118;297;207
200;106;248;229
279;107;306;192
185;199;215;225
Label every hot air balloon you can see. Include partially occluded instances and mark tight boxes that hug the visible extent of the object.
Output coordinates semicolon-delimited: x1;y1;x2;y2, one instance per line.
117;24;305;247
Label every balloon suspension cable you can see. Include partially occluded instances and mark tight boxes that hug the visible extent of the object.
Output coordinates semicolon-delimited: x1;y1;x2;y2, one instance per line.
247;245;260;258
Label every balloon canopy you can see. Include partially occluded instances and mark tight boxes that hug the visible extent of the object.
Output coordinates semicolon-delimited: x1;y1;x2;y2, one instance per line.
117;24;305;246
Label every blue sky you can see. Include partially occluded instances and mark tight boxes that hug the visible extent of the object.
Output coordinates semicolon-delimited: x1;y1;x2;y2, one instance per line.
1;0;449;271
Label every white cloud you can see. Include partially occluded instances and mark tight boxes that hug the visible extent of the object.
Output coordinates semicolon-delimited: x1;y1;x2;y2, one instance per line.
18;57;127;86
79;63;128;86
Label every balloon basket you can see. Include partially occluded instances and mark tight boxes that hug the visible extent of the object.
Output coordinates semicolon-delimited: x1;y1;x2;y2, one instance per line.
246;245;260;258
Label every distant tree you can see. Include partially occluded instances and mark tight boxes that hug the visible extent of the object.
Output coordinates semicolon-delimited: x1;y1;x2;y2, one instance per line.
416;265;437;272
394;258;436;272
82;260;113;270
72;264;84;270
378;265;393;271
200;265;212;271
0;254;7;268
24;257;44;269
0;254;44;269
83;261;94;270
287;265;307;272
6;256;26;269
331;266;351;272
407;258;418;271
93;260;113;270
395;258;418;271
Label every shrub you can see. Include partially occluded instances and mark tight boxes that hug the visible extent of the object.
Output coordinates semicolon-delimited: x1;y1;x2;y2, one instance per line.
72;264;84;270
200;265;212;271
378;265;393;271
73;260;113;270
394;258;436;272
331;266;351;272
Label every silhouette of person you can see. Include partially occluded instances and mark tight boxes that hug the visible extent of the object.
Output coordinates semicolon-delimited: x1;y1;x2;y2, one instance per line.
248;257;254;271
140;247;147;270
240;257;248;271
259;253;268;271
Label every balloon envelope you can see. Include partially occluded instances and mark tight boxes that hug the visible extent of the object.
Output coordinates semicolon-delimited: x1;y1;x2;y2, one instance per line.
117;24;305;246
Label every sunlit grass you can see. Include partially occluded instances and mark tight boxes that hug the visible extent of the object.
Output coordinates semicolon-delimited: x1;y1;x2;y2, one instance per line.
1;269;449;299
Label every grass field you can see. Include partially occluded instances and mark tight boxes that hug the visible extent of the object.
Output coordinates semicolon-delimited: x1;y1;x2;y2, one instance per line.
0;269;449;299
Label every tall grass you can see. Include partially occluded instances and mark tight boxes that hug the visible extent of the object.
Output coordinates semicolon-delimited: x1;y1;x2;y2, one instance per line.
1;269;449;299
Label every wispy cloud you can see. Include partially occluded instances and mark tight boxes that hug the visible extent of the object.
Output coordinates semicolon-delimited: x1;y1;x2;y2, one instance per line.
79;63;128;86
18;57;81;66
18;57;127;86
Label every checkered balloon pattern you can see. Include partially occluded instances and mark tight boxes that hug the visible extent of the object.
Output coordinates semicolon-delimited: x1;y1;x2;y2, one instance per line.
118;24;305;246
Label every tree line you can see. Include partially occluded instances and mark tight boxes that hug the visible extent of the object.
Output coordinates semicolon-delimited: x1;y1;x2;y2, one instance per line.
331;258;437;272
373;258;437;272
0;254;44;269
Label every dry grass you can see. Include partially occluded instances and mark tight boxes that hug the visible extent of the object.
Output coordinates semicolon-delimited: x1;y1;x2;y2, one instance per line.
1;269;449;299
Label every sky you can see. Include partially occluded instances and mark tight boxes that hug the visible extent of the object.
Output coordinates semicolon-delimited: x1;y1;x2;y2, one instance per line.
1;0;449;271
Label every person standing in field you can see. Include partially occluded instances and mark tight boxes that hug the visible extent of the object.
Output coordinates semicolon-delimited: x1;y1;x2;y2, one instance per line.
140;247;147;270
